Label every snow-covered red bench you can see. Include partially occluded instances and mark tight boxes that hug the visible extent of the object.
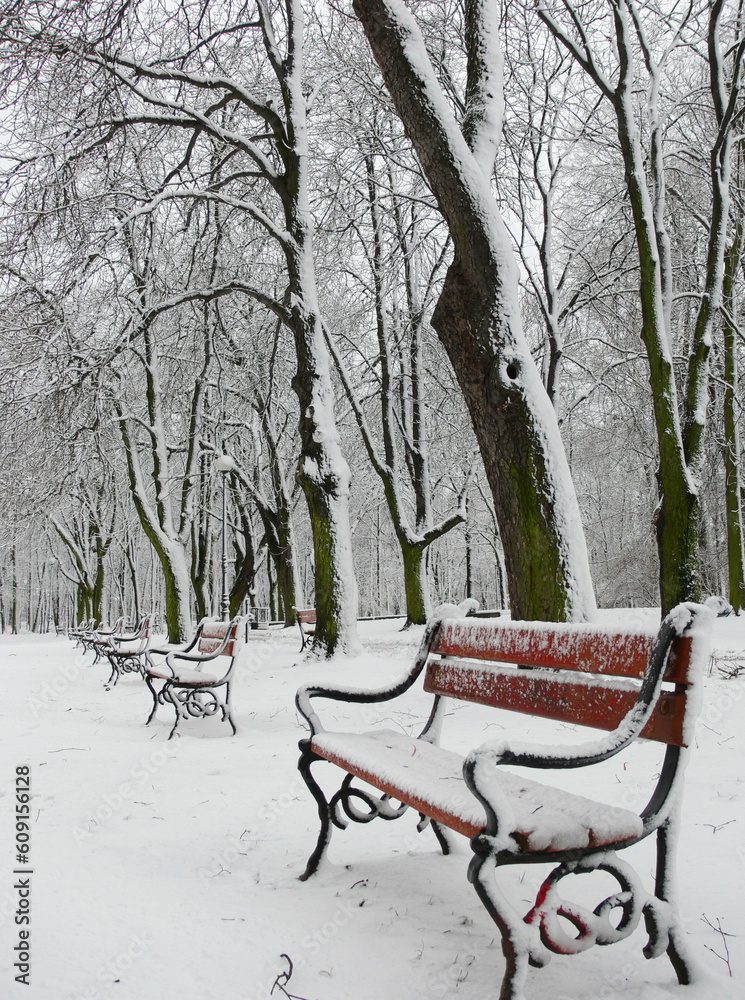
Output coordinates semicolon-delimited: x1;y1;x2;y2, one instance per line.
294;608;316;652
85;617;126;662
296;603;712;1000
144;617;244;739
103;613;153;688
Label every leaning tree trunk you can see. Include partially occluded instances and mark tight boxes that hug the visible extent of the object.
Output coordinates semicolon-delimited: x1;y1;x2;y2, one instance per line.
354;0;596;622
289;287;358;652
142;530;193;644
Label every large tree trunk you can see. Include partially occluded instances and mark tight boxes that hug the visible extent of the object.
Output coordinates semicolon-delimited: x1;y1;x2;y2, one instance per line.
399;538;430;624
161;547;192;644
289;281;359;653
354;0;596;621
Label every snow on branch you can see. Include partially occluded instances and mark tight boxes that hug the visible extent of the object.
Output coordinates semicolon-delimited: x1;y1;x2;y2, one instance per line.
461;0;504;178
115;189;293;252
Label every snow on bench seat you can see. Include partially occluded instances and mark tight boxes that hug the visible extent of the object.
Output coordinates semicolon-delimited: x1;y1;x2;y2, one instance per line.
147;663;220;684
311;729;643;853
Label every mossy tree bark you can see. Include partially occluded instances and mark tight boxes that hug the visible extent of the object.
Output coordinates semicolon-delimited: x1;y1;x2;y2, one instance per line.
228;486;266;619
722;207;745;611
539;0;745;613
354;0;596;621
263;0;359;653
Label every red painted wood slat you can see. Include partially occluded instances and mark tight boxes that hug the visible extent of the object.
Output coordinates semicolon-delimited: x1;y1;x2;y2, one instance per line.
431;622;692;684
424;660;687;745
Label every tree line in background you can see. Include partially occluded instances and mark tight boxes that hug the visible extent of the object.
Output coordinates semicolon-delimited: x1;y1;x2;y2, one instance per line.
0;0;743;654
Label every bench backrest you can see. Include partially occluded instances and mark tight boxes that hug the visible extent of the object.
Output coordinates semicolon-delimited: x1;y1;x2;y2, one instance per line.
197;619;241;658
296;609;316;627
131;614;152;638
96;617;125;637
423;619;696;747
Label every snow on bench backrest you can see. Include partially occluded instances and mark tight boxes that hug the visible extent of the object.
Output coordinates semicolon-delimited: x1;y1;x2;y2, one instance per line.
132;614;152;639
424;619;696;747
197;620;240;658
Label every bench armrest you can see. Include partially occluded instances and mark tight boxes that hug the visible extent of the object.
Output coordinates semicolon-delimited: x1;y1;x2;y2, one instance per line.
109;635;149;654
163;651;232;683
296;622;441;736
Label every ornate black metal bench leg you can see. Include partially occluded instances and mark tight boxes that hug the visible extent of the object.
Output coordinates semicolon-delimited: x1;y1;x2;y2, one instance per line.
223;683;237;735
298;742;333;881
430;820;452;856
646;819;697;984
105;660;117;689
160;684;181;739
468;848;533;1000
144;675;160;725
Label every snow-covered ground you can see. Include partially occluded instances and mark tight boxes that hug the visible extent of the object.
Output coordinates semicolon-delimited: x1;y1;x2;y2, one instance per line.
1;611;742;1000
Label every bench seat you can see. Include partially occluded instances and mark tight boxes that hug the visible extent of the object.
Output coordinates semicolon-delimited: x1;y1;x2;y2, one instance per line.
147;664;219;685
311;729;643;852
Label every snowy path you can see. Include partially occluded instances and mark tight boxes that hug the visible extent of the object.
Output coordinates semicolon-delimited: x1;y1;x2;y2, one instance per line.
1;615;742;1000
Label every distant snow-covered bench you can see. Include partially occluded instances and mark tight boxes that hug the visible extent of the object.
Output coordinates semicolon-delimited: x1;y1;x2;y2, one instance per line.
145;617;244;739
295;603;712;1000
294;608;316;652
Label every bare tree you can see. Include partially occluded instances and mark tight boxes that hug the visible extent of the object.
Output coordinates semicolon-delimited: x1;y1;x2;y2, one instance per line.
538;0;745;612
2;0;360;654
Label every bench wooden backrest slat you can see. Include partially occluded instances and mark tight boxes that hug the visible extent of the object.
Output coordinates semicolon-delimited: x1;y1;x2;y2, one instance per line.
431;620;693;684
129;614;151;639
297;609;316;625
423;659;687;746
198;621;239;657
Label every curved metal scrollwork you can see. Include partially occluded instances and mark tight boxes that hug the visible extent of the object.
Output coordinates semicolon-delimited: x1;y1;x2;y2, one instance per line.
329;774;409;829
117;654;144;675
167;687;222;720
524;853;660;957
105;651;147;688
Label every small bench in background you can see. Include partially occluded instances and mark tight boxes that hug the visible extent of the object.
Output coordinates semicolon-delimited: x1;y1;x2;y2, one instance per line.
145;617;244;738
103;614;153;688
68;619;95;648
294;608;316;652
86;618;126;663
